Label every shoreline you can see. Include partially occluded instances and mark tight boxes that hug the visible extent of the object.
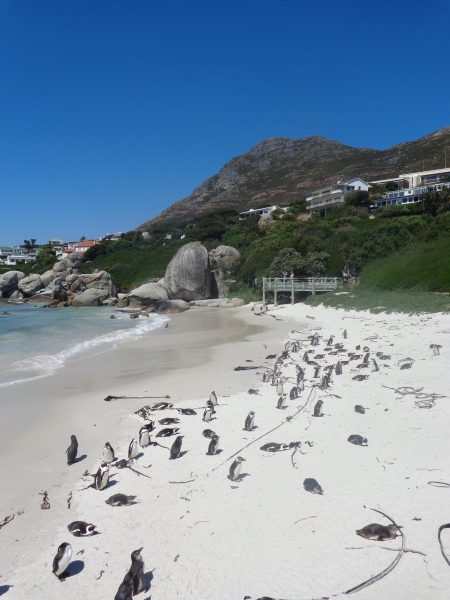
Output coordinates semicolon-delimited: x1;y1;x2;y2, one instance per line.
1;302;449;599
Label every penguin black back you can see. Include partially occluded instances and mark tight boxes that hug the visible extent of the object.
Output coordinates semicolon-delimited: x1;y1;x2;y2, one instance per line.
170;435;183;459
66;435;78;465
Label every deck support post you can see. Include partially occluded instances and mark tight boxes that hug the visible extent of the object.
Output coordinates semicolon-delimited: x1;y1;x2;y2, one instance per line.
311;278;316;296
274;278;278;305
291;277;294;304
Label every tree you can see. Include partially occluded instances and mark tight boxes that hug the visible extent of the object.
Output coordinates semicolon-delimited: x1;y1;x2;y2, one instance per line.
422;189;450;216
344;190;370;208
269;248;303;276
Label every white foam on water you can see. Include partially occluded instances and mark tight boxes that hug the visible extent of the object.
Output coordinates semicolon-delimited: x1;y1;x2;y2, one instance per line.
0;313;169;388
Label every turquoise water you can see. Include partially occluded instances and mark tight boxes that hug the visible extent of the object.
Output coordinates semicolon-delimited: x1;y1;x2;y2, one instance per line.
0;302;168;387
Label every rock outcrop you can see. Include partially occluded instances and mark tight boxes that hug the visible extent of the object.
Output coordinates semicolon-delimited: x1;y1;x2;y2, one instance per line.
71;288;111;307
164;242;213;301
17;274;45;296
126;283;169;308
209;245;240;298
0;271;25;297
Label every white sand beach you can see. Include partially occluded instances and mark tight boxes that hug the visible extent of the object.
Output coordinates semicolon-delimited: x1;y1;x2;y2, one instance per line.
1;303;449;600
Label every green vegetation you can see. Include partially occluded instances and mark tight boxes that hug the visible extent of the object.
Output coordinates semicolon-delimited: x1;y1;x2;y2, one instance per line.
4;190;448;314
305;287;450;314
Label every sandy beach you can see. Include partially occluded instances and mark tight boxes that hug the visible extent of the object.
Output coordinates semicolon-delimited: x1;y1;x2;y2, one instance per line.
1;302;449;600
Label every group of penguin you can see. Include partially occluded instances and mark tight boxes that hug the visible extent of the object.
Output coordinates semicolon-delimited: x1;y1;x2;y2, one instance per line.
54;326;385;594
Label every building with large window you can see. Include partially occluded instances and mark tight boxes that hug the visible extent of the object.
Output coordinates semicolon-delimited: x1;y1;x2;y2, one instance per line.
306;177;370;215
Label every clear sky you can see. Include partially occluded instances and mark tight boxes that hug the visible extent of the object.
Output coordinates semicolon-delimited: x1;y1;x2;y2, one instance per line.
1;0;449;245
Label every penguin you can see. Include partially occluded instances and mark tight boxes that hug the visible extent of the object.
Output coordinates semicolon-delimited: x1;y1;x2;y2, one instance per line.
229;456;246;481
327;335;334;346
262;370;270;383
207;435;220;455
276;394;287;409
363;352;370;366
244;411;255;431
303;351;310;364
129;547;148;595
313;365;321;378
170;435;183;459
356;523;401;541
52;542;73;578
159;417;179;426
348;434;368;446
313;399;324;417
343;329;348;339
128;438;138;460
297;379;305;393
151;401;173;410
67;521;97;537
335;361;342;375
303;478;324;495
206;399;216;414
320;374;329;389
66;435;78;465
354;405;366;414
296;365;304;381
289;386;300;400
177;408;197;415
103;442;115;463
156;427;179;437
203;407;213;422
202;428;217;439
114;570;134;600
139;426;151;448
371;358;379;372
209;390;218;406
276;378;284;395
94;462;110;491
105;493;138;507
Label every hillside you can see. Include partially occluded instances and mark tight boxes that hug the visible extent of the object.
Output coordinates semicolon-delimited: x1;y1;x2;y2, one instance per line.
137;126;450;228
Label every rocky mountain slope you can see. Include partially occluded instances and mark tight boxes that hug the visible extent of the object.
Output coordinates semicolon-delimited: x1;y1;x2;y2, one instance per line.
137;126;450;229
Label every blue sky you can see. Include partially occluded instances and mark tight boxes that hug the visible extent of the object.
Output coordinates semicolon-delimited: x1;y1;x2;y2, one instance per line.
0;0;449;245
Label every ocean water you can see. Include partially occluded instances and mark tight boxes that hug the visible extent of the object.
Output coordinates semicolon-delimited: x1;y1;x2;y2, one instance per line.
0;302;169;388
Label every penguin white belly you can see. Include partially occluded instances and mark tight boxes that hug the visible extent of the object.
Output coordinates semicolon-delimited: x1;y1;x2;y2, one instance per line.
55;545;72;576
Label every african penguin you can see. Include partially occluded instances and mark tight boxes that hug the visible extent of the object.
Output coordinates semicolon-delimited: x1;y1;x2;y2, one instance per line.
66;435;78;465
128;438;138;460
130;547;148;595
244;411;255;431
139;425;151;448
207;435;220;455
203;407;213;422
105;493;137;506
94;462;110;491
229;456;246;481
52;542;72;578
209;390;218;406
103;442;115;463
67;521;97;537
114;570;134;600
170;435;183;459
276;394;287;409
356;523;401;541
313;399;324;417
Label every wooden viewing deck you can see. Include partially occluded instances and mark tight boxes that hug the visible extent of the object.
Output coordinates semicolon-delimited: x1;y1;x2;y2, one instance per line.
262;276;343;304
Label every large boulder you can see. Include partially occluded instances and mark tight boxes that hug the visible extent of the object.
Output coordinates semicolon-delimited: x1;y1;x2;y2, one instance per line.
17;274;44;296
209;245;240;298
127;283;169;308
53;252;82;273
40;269;58;287
209;245;241;272
0;270;25;297
164;242;213;301
71;288;110;307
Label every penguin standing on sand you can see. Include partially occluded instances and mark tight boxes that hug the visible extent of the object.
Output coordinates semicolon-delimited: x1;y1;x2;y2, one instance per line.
103;442;115;463
130;547;148;595
229;456;246;481
276;394;287;409
335;361;342;375
276;378;284;395
52;542;72;578
170;435;183;459
139;425;151;448
207;434;219;455
128;438;138;460
66;435;78;465
203;407;213;422
313;399;324;417
209;391;218;406
244;411;255;431
94;462;110;491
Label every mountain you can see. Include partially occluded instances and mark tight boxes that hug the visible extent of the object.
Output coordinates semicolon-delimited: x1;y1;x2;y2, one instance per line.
137;126;450;229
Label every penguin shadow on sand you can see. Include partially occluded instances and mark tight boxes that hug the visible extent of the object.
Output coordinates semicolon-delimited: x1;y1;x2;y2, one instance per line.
169;450;188;460
71;454;87;464
0;584;13;596
59;560;85;581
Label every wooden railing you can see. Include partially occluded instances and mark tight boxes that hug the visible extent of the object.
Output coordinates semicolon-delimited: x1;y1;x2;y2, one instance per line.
262;277;343;304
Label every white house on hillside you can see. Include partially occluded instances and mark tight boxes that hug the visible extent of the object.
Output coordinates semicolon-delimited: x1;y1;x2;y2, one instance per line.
239;205;286;219
306;177;370;215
